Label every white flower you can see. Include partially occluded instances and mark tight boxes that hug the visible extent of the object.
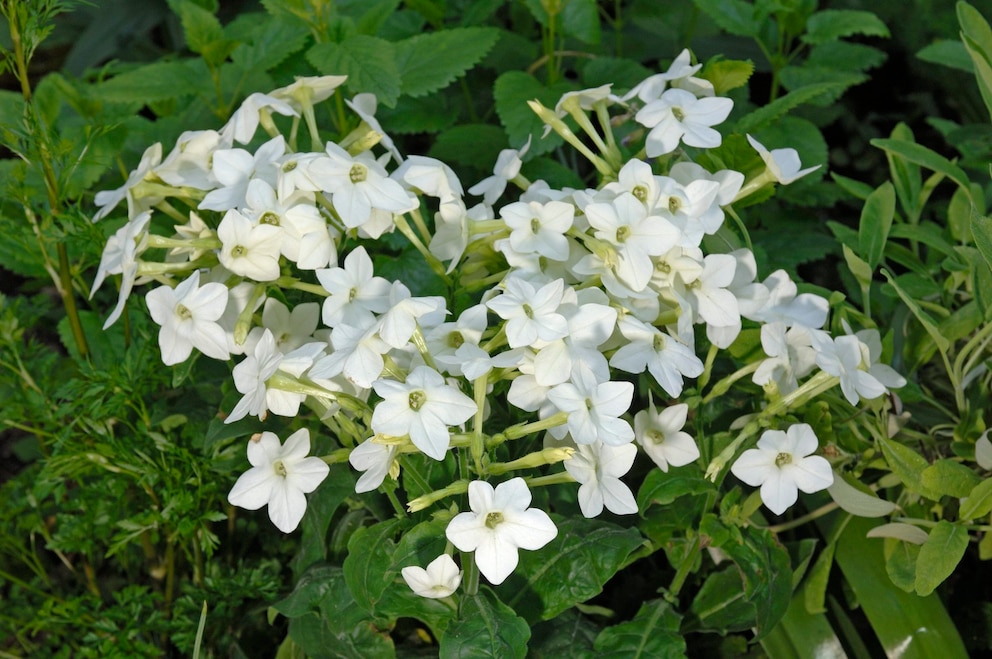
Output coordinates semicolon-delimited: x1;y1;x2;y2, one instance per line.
623;49;713;103
564;441;638;518
93;143;162;222
220;92;297;145
486;277;569;349
468;136;530;205
371;366;477;460
226;329;283;424
547;366;634;446
271;75;348;111
145;270;230;365
316;246;392;329
635;89;733;157
610;316;703;398
445;478;558;585
753;323;817;395
812;329;906;405
730;424;833;515
217;209;283;281
349;438;398;493
746;134;821;184
93;211;152;329
227;428;330;533
401;554;463;599
634;400;699;472
155;130;224;190
498;199;574;262
200;136;285;211
346;93;403;165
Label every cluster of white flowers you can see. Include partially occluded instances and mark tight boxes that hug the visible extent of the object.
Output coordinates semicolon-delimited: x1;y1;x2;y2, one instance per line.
92;53;906;594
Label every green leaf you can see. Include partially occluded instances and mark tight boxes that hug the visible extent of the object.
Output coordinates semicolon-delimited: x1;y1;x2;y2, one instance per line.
806;41;887;73
395;27;500;98
307;36;401;107
593;598;685;658
690;567;757;632
343;518;405;615
870;137;972;199
429;124;507;172
858;181;895;270
529;609;598;659
99;61;202;104
691;0;759;37
736;83;848;134
803;541;835;614
169;0;235;66
378;94;459;134
842;244;872;287
493;71;570;156
883;536;920;592
439;587;530;659
503;517;644;623
878;435;941;500
273;563;340;618
293;465;356;575
971;212;992;271
801;9;890;45
867;523;930;544
959;477;992;520
778;67;867;105
562;0;601;44
636;467;714;509
720;527;793;638
959;0;992;123
762;588;846;659
230;18;310;73
880;268;951;354
920;459;981;498
580;57;653;92
57;310;124;370
915;520;969;596
917;40;974;72
826;472;898;518
701;58;755;95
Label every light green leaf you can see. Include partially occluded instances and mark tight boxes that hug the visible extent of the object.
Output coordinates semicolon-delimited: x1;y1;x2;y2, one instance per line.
691;0;759;37
593;598;685;658
736;82;848;134
881;268;951;354
762;588;846;659
921;459;981;497
959;1;992;123
977;431;992;470
502;517;644;623
801;9;890;45
394;27;500;98
870;137;972;198
858;181;895;270
959;477;992;520
878;435;942;499
971;212;992;272
439;587;530;659
99;61;202;104
307;36;401;107
827;471;898;518
917;40;974;72
866;523;930;544
884;536;920;592
701;58;755;95
915;520;969;596
842;244;872;287
803;542;835;614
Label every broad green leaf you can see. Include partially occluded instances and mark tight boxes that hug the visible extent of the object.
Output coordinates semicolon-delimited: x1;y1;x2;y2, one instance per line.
921;459;981;497
915;520;969;596
493;71;570;156
878;435;942;500
971;212;992;272
917;40;974;72
959;1;992;123
870;137;972;198
858;182;895;270
439;587;530;659
169;0;227;56
806;41;887;73
801;9;890;45
99;61;202;104
394;27;500;98
736;82;848;134
720;527;793;638
343;518;405;615
803;542;834;614
378;94;459;134
691;0;759;37
307;36;401;107
690;567;756;632
866;523;929;544
529;609;598;659
888;222;957;258
842;244;872;287
581;57;653;92
701;58;755;95
881;268;951;354
828;516;968;657
959;477;992;520
503;517;644;623
593;599;685;658
562;0;601;44
826;472;898;518
230;18;309;73
761;588;846;659
57;310;125;370
293;464;356;576
883;536;920;592
778;67;867;105
428;124;507;172
273;563;340;618
636;467;714;509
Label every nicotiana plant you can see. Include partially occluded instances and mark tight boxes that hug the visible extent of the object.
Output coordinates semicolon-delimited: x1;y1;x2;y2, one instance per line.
91;53;908;652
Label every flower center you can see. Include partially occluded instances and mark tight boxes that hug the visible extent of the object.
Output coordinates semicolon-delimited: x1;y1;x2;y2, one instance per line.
632;185;648;202
655;260;671;274
260;211;280;226
775;452;792;467
616;225;631;243
273;459;288;477
176;303;192;320
448;331;465;349
282;160;298;173
648;429;666;444
349;163;368;183
530;217;541;234
231;245;247;258
672;106;685;122
485;511;504;529
522;303;534;319
409;390;427;411
668;196;682;214
653;333;667;352
348;287;359;302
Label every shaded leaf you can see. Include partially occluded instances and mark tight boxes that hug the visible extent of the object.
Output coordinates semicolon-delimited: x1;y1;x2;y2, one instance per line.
307;36;401;107
395;28;500;97
440;587;530;659
915;520;968;596
593;598;685;658
801;9;890;45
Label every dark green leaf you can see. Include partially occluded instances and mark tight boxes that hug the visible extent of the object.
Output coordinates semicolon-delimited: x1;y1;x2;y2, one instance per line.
917;40;974;72
593;599;685;658
858;181;895;270
502;517;644;623
720;527;793;638
493;71;570;156
915;520;968;596
395;28;500;98
580;57;653;92
99;61;202;104
307;36;401;107
529;609;598;659
691;0;758;37
562;0;600;44
230;18;310;73
428;124;507;172
690;567;756;632
971;212;992;272
293;465;356;575
881;268;951;354
736;83;848;134
439;587;530;659
801;9;890;45
343;518;406;615
636;466;714;509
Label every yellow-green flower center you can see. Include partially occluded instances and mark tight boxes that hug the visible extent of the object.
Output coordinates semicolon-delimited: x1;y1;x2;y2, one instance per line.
775;452;792;467
273;459;288;477
349;163;368;183
485;511;504;529
409;390;426;411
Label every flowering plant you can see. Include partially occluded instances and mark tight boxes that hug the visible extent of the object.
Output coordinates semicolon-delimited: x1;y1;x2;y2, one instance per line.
90;50;913;654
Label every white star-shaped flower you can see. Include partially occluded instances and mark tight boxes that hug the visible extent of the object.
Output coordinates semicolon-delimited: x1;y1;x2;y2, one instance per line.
401;554;462;599
564;440;638;518
730;424;833;515
227;428;330;533
747;134;821;184
145;270;230;365
634;400;699;472
445;478;558;585
635;88;733;157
